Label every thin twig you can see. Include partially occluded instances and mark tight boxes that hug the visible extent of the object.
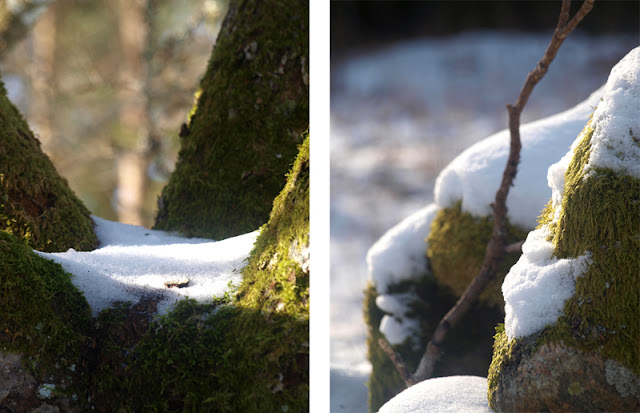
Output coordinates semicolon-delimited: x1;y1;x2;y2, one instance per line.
504;240;525;255
378;337;417;387
380;0;595;385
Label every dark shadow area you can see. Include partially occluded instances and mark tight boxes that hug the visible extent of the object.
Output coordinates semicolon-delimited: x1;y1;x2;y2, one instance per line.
332;1;640;61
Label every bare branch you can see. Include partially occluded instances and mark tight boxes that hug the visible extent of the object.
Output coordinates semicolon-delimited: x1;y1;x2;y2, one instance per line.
378;337;417;387
505;240;525;254
558;0;571;27
377;0;595;384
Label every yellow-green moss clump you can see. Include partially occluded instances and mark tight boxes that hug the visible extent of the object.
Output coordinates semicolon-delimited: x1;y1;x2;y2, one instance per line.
0;80;97;252
154;0;309;240
88;133;309;412
548;124;639;372
0;230;92;380
488;121;640;411
427;202;527;308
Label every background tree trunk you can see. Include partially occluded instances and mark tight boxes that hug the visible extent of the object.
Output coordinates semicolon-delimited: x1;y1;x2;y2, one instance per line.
115;0;150;226
28;3;56;157
0;1;52;60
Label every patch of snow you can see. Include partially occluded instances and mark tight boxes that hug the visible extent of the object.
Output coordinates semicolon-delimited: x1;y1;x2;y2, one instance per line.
367;204;439;293
330;366;370;412
377;376;493;413
375;293;411;316
546;137;579;222
434;86;604;230
36;216;258;316
379;309;418;346
586;47;640;179
502;227;592;339
37;383;55;400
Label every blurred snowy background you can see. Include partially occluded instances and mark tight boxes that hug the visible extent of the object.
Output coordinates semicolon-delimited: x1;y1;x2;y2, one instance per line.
329;2;638;411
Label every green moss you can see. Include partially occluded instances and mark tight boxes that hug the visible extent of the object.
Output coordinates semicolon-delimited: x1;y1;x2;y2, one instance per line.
543;123;640;375
0;79;97;252
154;0;309;240
0;230;92;378
237;132;309;315
363;283;406;412
427;201;528;308
487;325;511;409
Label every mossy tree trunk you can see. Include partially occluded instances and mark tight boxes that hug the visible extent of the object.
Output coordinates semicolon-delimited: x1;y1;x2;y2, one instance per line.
154;0;309;240
0;80;97;252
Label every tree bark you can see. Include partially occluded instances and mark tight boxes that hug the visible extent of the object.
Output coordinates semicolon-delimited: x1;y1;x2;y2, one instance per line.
154;0;309;240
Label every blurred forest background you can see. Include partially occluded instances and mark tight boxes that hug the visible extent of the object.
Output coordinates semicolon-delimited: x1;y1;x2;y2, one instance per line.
332;1;639;60
0;0;228;228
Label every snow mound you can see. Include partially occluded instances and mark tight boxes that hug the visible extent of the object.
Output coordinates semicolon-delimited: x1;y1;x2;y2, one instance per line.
377;376;492;413
37;216;258;315
586;46;640;179
434;86;603;229
502;227;592;339
367;203;439;293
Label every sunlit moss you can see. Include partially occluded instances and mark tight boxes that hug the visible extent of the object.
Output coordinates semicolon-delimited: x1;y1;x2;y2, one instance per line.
487;118;640;409
427;202;527;308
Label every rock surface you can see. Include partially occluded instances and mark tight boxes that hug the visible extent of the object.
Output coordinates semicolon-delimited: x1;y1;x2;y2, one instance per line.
0;353;80;413
490;339;639;412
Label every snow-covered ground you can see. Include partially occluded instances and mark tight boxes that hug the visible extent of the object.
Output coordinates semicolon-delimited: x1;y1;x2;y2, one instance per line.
37;216;258;316
330;31;636;412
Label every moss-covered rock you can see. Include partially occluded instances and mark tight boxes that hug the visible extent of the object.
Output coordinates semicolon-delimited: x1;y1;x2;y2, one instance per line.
488;111;640;410
365;202;525;411
0;230;91;410
154;0;309;240
0;79;97;252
